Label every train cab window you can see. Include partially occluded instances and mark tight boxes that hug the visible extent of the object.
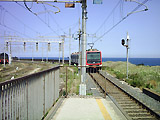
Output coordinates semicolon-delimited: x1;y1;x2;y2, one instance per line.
87;52;101;63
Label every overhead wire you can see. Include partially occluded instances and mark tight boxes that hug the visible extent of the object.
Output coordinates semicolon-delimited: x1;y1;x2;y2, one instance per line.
94;0;122;34
120;0;124;19
0;5;39;35
0;24;32;38
0;6;6;26
16;1;60;36
94;0;149;43
42;3;66;34
41;20;79;37
36;1;60;14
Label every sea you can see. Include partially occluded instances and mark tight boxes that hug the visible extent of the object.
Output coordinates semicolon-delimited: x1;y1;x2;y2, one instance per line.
102;58;160;66
19;57;160;66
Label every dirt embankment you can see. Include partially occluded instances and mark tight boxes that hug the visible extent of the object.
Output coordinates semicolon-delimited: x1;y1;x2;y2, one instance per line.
0;61;55;82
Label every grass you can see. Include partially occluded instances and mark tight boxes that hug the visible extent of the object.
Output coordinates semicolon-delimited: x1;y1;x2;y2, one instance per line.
102;61;160;94
60;66;81;95
0;62;55;82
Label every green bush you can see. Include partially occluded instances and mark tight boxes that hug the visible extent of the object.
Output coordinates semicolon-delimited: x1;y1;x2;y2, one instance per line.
114;71;125;80
129;73;140;80
107;66;114;71
145;83;153;89
127;79;144;88
103;61;160;93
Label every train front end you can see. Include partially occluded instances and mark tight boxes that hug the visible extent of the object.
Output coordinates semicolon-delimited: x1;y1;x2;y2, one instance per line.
86;50;102;73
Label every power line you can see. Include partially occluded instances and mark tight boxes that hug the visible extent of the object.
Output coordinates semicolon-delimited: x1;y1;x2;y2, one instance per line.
0;24;33;38
41;20;79;36
0;5;39;34
94;0;122;34
23;1;60;36
42;3;66;34
94;0;148;43
16;2;60;36
49;13;67;34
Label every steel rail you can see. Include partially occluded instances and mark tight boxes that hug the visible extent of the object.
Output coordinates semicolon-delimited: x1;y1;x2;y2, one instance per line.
89;72;160;120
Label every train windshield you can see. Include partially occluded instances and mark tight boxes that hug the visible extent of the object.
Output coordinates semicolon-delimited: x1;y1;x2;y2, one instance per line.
87;52;101;63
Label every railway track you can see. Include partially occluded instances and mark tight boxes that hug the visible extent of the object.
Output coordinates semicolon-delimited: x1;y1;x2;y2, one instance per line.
89;72;159;120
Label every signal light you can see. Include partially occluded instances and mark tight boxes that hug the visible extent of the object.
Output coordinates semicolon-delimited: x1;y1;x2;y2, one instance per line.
48;43;51;51
6;42;9;51
36;42;38;51
59;43;62;51
121;39;125;46
24;42;26;51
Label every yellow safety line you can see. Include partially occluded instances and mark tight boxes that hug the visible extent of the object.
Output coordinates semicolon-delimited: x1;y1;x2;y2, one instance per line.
96;99;112;120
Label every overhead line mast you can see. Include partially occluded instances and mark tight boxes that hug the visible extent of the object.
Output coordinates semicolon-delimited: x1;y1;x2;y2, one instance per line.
79;0;87;95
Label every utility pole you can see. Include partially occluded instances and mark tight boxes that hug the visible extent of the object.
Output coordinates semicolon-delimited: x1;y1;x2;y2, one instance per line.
32;45;34;62
69;28;71;65
59;42;61;64
47;48;48;62
9;41;12;64
121;32;130;79
4;43;6;67
4;32;6;67
79;0;87;95
78;18;81;74
62;37;65;65
42;46;44;62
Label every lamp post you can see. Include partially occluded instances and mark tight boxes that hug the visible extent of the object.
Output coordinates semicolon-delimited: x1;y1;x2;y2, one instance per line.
121;32;130;79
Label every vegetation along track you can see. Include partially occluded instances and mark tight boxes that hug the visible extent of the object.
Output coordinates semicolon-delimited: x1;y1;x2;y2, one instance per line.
89;72;159;120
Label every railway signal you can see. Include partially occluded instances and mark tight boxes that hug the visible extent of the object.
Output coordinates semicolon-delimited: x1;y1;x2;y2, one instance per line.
6;42;9;51
36;42;38;51
121;32;130;79
121;39;125;46
48;42;51;51
24;42;26;51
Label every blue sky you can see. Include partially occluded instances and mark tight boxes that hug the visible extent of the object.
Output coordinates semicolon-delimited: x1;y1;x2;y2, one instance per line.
0;0;160;58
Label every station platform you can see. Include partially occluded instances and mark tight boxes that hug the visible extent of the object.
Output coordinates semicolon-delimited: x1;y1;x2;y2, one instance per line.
50;96;127;120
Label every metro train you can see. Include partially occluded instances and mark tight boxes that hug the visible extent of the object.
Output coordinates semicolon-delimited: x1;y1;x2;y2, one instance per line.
71;49;102;72
0;53;9;64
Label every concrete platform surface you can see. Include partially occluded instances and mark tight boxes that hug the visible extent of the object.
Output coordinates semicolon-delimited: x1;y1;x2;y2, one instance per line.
51;96;127;120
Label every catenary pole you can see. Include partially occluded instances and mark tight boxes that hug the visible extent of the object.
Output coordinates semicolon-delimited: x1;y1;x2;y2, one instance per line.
81;0;87;83
4;32;6;67
62;37;64;65
79;0;87;95
78;18;81;67
69;28;71;65
78;17;81;75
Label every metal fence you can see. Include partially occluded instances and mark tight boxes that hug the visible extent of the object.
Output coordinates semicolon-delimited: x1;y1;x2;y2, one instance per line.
0;66;59;120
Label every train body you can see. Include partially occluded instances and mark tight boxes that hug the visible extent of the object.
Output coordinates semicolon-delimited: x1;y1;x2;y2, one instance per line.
71;49;102;72
0;53;9;64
